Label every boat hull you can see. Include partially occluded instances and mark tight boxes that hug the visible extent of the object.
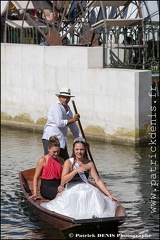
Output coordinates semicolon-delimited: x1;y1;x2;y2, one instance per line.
19;168;127;231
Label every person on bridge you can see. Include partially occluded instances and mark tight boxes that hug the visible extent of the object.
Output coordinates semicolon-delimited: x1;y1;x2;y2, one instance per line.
42;87;82;160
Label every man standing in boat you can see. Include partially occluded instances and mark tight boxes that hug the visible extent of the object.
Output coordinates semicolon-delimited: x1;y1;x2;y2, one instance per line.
42;87;82;160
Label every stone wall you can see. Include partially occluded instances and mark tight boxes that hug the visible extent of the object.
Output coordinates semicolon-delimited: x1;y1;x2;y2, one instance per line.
1;43;152;145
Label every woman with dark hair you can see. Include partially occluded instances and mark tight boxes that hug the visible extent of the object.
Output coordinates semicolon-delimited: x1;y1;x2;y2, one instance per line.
29;136;64;200
41;137;118;219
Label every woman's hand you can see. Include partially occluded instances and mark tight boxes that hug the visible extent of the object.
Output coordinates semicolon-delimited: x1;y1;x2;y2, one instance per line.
57;185;64;193
29;193;38;200
108;194;118;201
77;166;87;173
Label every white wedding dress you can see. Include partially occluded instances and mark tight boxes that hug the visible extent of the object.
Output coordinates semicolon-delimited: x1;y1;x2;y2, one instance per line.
40;159;117;219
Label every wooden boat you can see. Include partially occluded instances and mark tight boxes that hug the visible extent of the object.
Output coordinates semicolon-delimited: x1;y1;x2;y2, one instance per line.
19;168;127;232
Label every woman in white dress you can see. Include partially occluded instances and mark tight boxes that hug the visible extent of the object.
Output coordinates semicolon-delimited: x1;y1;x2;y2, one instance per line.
41;137;118;219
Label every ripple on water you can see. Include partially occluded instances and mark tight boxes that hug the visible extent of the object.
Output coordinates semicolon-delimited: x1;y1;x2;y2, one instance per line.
1;127;159;239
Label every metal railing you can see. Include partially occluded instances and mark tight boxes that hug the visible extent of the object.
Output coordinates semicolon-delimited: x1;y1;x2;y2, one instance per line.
102;23;159;72
1;21;159;73
2;24;47;44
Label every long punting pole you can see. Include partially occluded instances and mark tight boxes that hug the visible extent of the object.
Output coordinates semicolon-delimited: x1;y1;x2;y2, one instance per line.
72;100;99;176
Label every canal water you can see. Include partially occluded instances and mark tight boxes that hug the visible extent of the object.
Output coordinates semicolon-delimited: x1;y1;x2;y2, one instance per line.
1;126;159;239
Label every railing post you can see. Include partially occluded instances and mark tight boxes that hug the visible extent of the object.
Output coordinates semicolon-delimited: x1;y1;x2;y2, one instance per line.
103;27;106;68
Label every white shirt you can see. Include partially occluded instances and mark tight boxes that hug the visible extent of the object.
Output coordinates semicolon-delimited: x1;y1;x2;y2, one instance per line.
42;100;82;148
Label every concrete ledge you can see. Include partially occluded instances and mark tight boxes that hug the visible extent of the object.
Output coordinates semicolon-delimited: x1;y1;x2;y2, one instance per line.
1;119;43;133
1;43;152;146
1;119;150;146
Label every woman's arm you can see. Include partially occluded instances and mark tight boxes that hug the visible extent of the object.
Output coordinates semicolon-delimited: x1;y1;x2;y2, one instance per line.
61;160;77;184
61;159;87;185
29;158;44;199
90;162;117;201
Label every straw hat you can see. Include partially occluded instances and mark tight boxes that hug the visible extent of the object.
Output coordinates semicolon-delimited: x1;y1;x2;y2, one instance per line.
55;87;75;97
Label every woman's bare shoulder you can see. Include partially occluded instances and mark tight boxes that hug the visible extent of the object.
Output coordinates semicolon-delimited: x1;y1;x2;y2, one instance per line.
37;156;46;166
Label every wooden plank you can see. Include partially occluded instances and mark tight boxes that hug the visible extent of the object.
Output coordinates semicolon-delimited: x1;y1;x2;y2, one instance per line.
6;19;47;28
91;1;130;7
91;18;143;29
11;1;52;10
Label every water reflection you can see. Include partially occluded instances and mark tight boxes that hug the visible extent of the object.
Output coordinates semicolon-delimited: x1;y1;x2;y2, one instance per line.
1;127;159;239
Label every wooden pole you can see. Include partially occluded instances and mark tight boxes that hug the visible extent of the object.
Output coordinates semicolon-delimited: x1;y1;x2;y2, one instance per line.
72;100;99;176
